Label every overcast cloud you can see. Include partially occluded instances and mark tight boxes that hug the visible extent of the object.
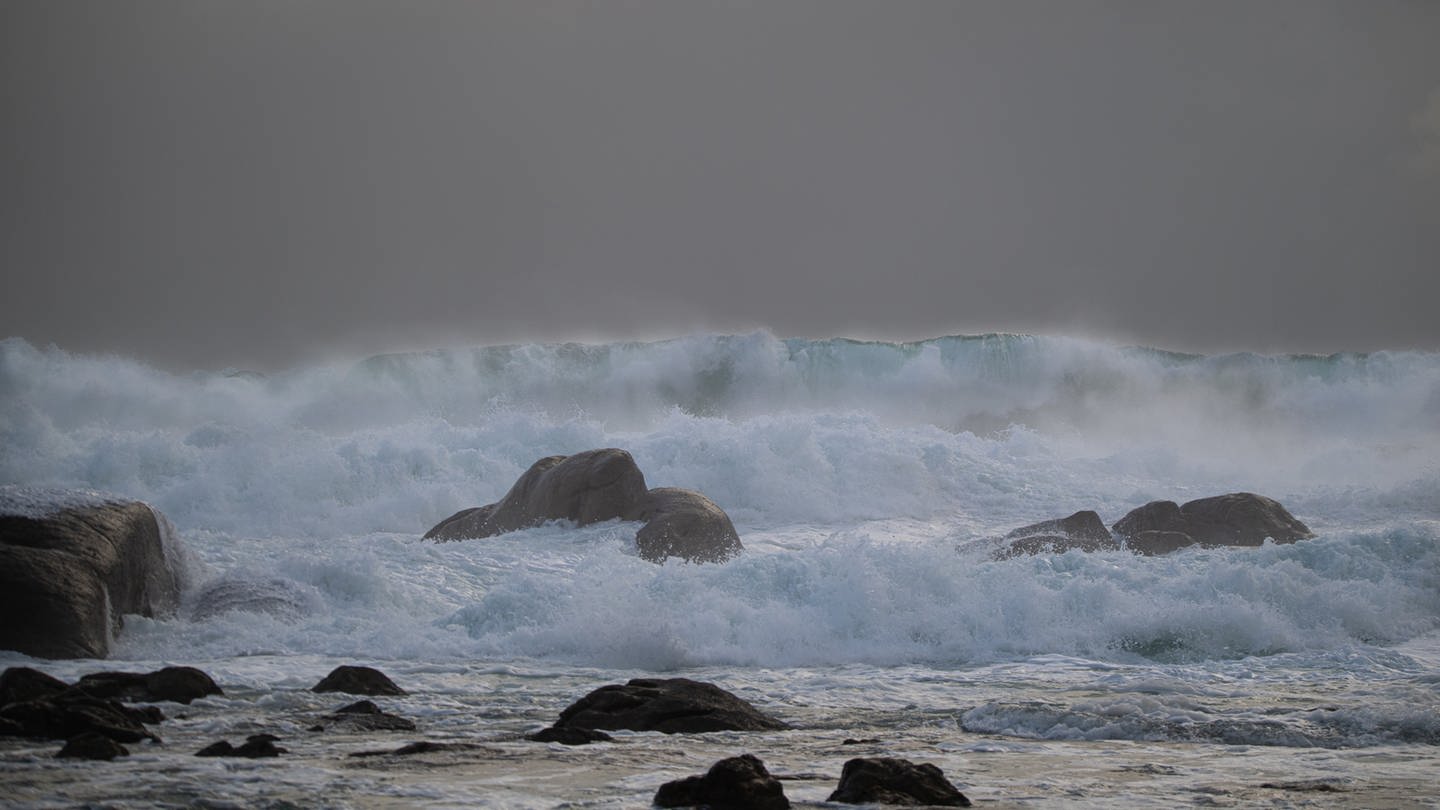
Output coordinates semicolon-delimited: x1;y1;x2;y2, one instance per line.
3;0;1438;370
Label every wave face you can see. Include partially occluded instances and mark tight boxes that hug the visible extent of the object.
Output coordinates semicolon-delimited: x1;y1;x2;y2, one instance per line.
3;333;1436;535
2;332;1438;672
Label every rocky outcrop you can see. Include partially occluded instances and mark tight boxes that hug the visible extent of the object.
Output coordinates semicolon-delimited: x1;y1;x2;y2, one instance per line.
424;449;743;564
0;489;189;659
1;692;160;743
1112;492;1314;553
827;757;971;806
995;510;1117;558
554;678;790;734
995;494;1313;558
627;487;743;563
425;449;648;540
75;667;223;705
311;665;406;697
654;754;790;809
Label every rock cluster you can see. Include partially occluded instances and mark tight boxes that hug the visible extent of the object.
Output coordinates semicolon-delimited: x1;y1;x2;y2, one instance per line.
995;492;1313;558
1;664;224;760
423;449;742;564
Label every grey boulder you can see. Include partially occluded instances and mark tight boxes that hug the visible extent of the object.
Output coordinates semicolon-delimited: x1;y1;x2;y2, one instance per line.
626;487;742;564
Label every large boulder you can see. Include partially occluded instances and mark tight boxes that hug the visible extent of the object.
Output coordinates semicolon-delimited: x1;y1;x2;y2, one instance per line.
626;487;743;564
1112;492;1313;553
75;666;222;705
553;678;790;734
425;449;648;540
425;449;744;564
0;488;189;659
827;757;972;806
995;510;1117;559
654;754;790;809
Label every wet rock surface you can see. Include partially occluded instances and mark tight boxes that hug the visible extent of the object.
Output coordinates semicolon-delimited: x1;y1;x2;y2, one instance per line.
654;754;790;809
555;677;789;734
311;665;406;696
827;757;971;806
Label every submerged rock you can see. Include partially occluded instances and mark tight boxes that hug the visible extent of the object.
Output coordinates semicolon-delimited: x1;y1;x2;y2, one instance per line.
654;753;790;809
196;734;286;758
76;666;222;705
0;489;188;659
554;677;789;734
56;731;129;760
315;699;416;732
1;694;159;743
424;449;743;564
827;757;971;806
1112;492;1314;552
311;665;406;697
995;510;1117;558
525;726;613;745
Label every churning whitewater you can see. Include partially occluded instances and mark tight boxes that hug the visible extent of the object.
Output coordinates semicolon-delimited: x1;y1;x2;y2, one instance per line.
2;332;1438;807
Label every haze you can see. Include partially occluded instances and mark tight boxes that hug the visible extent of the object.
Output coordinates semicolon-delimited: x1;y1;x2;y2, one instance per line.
3;1;1438;370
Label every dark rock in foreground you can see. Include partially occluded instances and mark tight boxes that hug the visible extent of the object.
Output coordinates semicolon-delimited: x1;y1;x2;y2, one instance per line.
996;510;1117;558
827;757;971;806
555;677;789;734
196;734;286;758
315;700;416;732
311;665;406;696
526;726;613;745
654;753;790;809
1;693;159;743
0;490;188;659
76;666;222;705
424;449;743;564
56;731;130;760
349;740;488;758
0;667;70;706
1112;492;1314;553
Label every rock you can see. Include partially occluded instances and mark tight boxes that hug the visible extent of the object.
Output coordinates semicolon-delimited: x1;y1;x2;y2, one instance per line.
195;734;286;758
0;694;159;742
188;576;318;622
555;678;789;734
316;699;416;732
626;488;744;563
1112;493;1313;549
0;489;188;659
423;449;744;564
425;449;649;541
0;667;70;706
526;726;613;745
827;757;971;806
76;666;222;705
56;731;129;760
311;665;406;697
996;510;1118;558
654;753;790;809
349;740;488;758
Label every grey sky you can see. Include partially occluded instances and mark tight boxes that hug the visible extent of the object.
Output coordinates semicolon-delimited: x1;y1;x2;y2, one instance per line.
3;1;1438;370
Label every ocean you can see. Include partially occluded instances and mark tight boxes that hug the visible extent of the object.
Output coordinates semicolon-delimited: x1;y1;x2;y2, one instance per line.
1;332;1437;807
